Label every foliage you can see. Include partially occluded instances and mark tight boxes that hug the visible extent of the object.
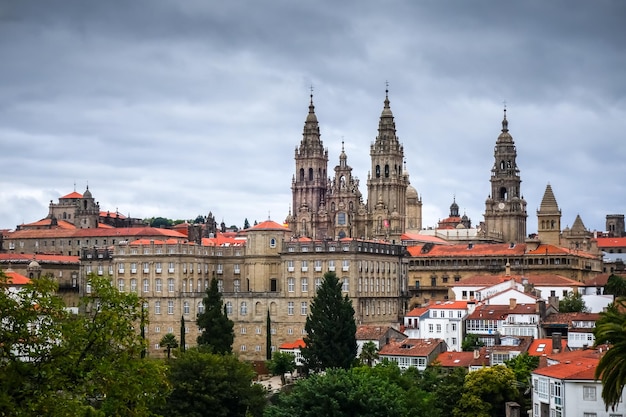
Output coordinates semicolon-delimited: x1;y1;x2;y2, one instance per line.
301;271;357;372
196;278;234;354
266;309;272;360
244;218;251;229
264;367;411;417
160;333;179;359
157;348;266;417
0;272;169;416
559;291;589;313
505;353;540;412
359;341;379;367
148;216;173;228
180;316;186;352
192;215;205;224
461;333;484;351
430;367;468;417
453;366;519;417
594;299;626;410
604;274;626;298
267;352;296;385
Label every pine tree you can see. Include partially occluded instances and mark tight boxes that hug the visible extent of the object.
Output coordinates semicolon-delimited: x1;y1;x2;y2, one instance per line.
197;278;234;354
244;218;251;229
301;271;357;371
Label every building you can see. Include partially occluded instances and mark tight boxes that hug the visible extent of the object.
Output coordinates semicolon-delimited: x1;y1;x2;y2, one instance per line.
378;338;446;370
355;325;406;356
403;300;470;351
286;91;422;243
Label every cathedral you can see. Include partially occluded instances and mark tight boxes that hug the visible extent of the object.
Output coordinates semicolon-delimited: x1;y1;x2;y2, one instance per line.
286;90;423;243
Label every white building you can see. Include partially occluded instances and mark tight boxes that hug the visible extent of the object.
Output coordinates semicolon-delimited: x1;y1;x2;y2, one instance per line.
403;300;470;352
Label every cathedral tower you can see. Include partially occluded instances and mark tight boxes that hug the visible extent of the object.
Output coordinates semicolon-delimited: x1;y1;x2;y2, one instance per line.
290;94;329;238
483;109;527;243
366;89;409;242
537;184;561;245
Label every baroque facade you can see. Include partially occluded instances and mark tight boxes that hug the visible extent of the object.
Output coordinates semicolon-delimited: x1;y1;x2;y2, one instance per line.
286;91;422;244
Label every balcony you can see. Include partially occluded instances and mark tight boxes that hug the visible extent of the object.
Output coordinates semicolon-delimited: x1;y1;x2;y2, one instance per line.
217;270;223;275
156;268;162;274
118;269;125;274
329;266;335;271
143;268;150;273
315;266;322;272
168;268;175;273
131;268;137;274
301;267;308;272
288;267;295;272
234;269;241;274
342;266;349;271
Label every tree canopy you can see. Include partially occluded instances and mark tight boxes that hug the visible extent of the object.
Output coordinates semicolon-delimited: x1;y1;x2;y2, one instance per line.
604;274;626;298
301;271;357;371
0;272;169;416
453;366;519;417
196;277;234;354
594;299;626;410
267;352;296;385
559;291;589;313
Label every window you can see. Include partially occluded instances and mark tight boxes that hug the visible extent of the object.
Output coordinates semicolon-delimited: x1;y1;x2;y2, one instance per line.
86;280;92;294
217;264;223;274
287;260;294;272
288;278;295;292
301;260;308;271
452;323;457;331
143;262;149;273
240;302;248;315
315;260;322;271
240;345;246;352
226;301;232;315
234;264;240;274
167;300;174;315
342;260;349;271
583;386;597;401
428;324;434;332
270;238;276;248
436;324;442;333
288;302;294;315
168;262;175;273
342;278;349;292
217;279;223;292
241;327;247;334
234;279;240;292
301;302;308;315
168;278;174;292
329;260;335;271
315;278;322;292
155;278;162;292
198;302;204;314
117;279;125;292
301;277;308;292
118;262;125;273
155;301;161;314
255;327;261;335
143;279;149;292
130;279;137;292
155;262;162;273
183;301;190;315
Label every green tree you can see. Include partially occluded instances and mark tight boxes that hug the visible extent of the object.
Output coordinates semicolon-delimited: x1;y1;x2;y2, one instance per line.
359;341;379;367
192;215;205;224
453;366;519;417
265;367;410;417
160;333;179;359
180;316;186;352
267;352;296;385
461;333;484;351
149;216;173;228
594;299;626;410
505;353;540;412
244;218;251;229
158;349;266;417
0;272;169;416
604;274;626;298
197;278;234;354
301;271;357;372
559;291;589;313
431;367;468;417
266;309;272;360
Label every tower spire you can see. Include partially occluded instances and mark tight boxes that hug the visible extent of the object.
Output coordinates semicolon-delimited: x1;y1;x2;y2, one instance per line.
501;106;509;133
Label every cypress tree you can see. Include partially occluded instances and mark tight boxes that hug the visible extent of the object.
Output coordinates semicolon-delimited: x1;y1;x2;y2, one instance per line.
180;316;186;352
301;271;357;371
266;309;272;360
197;278;234;354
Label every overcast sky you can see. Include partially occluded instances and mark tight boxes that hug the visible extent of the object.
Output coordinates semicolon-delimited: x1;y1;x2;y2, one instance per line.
1;0;625;234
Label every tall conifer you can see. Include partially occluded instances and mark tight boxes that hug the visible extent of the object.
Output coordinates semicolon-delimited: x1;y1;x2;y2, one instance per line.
197;278;234;354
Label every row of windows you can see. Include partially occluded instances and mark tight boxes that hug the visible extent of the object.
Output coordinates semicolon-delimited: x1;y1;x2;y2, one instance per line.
286;277;349;293
86;278;210;294
114;262;240;274
361;300;397;316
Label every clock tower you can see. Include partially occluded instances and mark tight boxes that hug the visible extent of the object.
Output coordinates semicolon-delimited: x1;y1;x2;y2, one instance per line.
483;109;527;243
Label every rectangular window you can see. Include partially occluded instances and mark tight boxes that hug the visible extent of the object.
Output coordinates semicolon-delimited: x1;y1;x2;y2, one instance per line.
168;278;174;292
287;260;294;272
583;386;597;401
328;260;335;271
288;278;295;292
155;279;162;292
234;279;240;292
436;324;442;333
301;277;308;292
168;300;174;315
428;324;434;333
143;279;149;292
118;279;125;292
342;260;349;271
155;301;161;315
130;279;137;292
234;264;240;274
155;262;162;273
168;262;175;273
342;278;349;292
301;302;308;315
315;260;322;271
143;262;149;273
301;260;308;272
315;278;322;292
288;302;294;316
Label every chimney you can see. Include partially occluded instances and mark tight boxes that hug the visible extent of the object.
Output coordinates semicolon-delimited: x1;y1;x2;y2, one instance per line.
467;301;476;315
505;261;511;276
551;332;562;354
509;298;517;310
473;349;480;359
536;300;546;319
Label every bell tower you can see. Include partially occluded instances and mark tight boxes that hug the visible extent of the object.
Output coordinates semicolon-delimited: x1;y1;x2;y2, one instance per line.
289;93;329;238
483;109;527;243
537;184;561;245
366;88;408;242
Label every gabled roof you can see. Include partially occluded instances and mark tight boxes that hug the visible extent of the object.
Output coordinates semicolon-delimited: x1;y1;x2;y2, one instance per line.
467;303;538;320
458;274;582;288
401;233;450;245
406;242;599;260
19;218;76;229
279;339;305;350
3;270;31;285
597;237;626;248
60;191;83;199
379;338;444;357
435;351;475;367
6;226;187;239
0;253;80;264
249;220;289;231
542;312;601;325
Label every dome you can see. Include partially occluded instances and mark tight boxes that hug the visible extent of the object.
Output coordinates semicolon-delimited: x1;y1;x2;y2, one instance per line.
83;187;93;199
28;259;40;269
406;185;418;199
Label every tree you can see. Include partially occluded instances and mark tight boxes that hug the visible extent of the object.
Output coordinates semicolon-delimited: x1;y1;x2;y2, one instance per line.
160;333;179;359
157;349;266;417
453;366;519;417
192;215;205;224
244;218;251;229
266;309;272;360
0;272;169;416
594;299;626;410
180;316;186;352
559;291;589;313
359;341;379;367
301;271;357;372
604;274;626;298
505;353;540;412
265;367;410;417
197;278;234;354
461;333;484;351
149;216;173;228
267;352;296;385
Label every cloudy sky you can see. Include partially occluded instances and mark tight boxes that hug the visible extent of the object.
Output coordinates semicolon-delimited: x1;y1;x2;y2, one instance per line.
1;0;625;234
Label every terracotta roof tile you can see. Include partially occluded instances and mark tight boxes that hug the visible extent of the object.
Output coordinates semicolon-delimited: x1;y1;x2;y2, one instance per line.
435;351;475;367
6;226;187;240
528;338;568;356
379;338;444;357
3;270;31;285
459;274;582;287
60;191;83;199
542;312;600;325
0;253;79;264
596;237;626;248
279;339;305;350
250;220;289;231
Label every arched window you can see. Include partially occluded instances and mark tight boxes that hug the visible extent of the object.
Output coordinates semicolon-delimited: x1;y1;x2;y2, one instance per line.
299;168;305;181
375;165;381;178
384;164;389;178
500;161;506;169
197;302;204;314
240;302;247;315
308;168;313;181
226;301;232;315
499;187;507;199
183;301;190;315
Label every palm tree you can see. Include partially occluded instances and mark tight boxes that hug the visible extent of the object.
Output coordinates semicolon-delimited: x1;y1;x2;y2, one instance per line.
160;333;179;359
359;341;379;367
594;299;626;410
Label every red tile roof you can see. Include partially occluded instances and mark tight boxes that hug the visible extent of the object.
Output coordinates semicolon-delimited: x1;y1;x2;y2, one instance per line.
60;191;83;199
596;237;626;248
279;339;305;349
406;242;599;260
459;274;582;287
583;273;624;287
249;220;290;231
355;325;403;340
379;338;444;357
6;226;187;239
19;218;76;229
467;303;538;319
3;270;31;285
435;351;475;367
0;253;80;264
542;312;601;325
401;233;450;245
527;338;568;356
100;211;127;219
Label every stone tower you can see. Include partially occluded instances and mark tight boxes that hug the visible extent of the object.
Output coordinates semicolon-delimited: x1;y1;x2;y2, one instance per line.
325;141;368;239
366;89;409;243
74;186;100;229
290;94;329;239
606;214;625;237
483;109;527;243
537;184;562;245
